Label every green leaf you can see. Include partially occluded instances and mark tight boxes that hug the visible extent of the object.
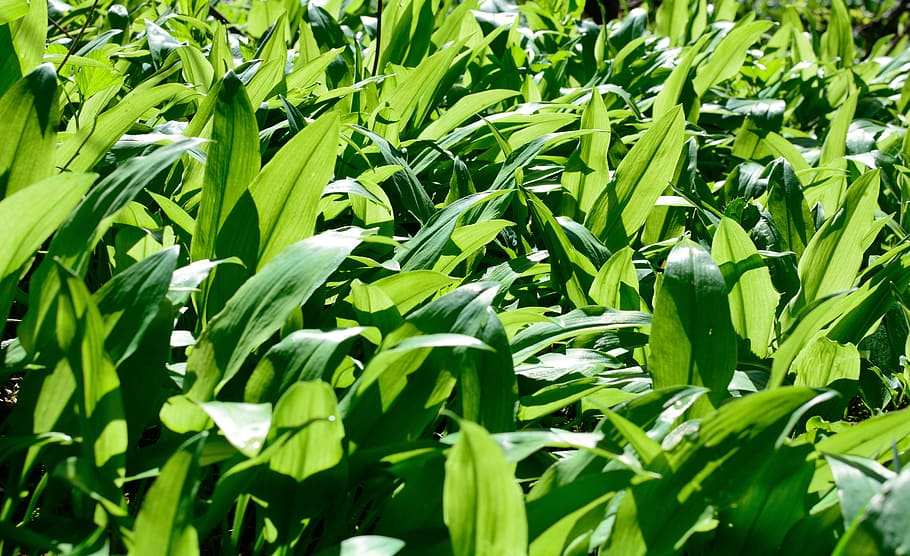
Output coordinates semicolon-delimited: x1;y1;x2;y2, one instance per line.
650;239;736;415
94;246;179;364
791;336;860;387
585;106;685;251
198;401;271;458
560;90;611;221
527;192;595;307
19;140;196;353
834;468;910;556
795;171;882;311
444;420;528;556
712;217;778;357
589;247;641;310
821;0;855;67
244;327;366;403
252;111;340;268
511;307;651;365
161;229;366;433
602;388;825;555
692;19;773;97
0;63;58;197
57;268;127;481
191;71;260;263
128;434;205;556
57;83;196;173
418;89;520;141
826;454;894;529
0;0;27;25
318;536;406;556
0;172;94;324
766;157;815;258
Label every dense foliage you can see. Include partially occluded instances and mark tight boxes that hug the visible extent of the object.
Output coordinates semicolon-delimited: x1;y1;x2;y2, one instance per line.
2;0;910;553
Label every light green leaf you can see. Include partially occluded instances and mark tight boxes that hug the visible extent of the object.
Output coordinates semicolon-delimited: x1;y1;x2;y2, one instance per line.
712;217;778;357
585;106;685;251
191;71;260;263
589;247;641;310
251;112;340;268
161;229;366;433
198;401;271;458
128;434;204;556
791;336;860;387
0;63;58;197
444;420;528;556
0;0;27;25
796;171;882;311
692;19;773;96
57;83;196;173
560;90;610;220
418;89;520;141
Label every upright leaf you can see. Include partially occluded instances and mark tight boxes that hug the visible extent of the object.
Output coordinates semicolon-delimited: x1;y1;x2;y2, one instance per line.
585;107;685;251
444;421;528;556
161;229;366;433
712;217;778;357
190;71;260;263
0;64;58;197
650;239;736;415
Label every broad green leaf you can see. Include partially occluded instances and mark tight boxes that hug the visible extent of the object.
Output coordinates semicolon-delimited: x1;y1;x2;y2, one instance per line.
650;239;736;415
511;307;651;365
560;90;611;220
808;86;857;214
821;0;855;67
245;12;288;106
796;171;882;310
710;443;815;555
267;381;345;481
712;217;778;357
766;157;815;258
0;63;58;197
791;336;860;387
602;388;825;555
655;0;689;45
0;172;94;286
57;269;127;481
198;401;271;458
244;327;366;403
370;270;454;315
128;434;204;556
834;468;910;556
161;229;366;433
432;219;513;275
827;454;894;529
589;247;641;310
394;190;510;271
8;0;45;77
19;140;196;353
0;0;27;25
94;247;179;364
585;106;685;251
652;36;710;120
343;283;517;444
191;71;260;263
251;112;340;268
692;19;773;97
444;420;528;556
418;89;520;141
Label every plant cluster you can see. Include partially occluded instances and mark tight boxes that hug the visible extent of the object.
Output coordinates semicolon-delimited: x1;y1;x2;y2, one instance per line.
2;0;910;553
